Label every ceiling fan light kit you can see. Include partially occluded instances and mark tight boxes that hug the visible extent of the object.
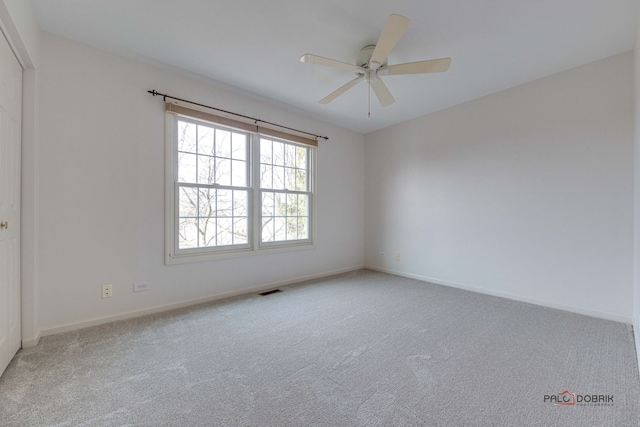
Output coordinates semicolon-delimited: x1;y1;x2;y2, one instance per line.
300;14;451;116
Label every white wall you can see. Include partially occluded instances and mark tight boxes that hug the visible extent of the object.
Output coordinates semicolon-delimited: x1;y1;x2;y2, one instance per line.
38;33;364;332
365;52;634;322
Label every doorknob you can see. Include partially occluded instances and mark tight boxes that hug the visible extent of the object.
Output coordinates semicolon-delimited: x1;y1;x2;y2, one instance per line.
0;221;7;230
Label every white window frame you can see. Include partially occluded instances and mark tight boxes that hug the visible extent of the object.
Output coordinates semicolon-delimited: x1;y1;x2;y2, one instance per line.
257;136;314;248
165;112;316;265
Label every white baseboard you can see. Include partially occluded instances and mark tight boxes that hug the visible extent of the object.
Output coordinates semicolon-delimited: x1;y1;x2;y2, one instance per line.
365;265;633;324
40;265;364;338
22;331;40;348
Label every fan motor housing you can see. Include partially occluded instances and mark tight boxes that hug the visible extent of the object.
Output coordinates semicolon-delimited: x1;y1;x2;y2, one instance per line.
356;45;388;69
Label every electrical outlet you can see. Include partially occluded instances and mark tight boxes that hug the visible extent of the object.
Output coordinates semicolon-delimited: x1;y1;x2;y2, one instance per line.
395;253;400;261
102;284;113;298
133;282;151;292
379;252;385;258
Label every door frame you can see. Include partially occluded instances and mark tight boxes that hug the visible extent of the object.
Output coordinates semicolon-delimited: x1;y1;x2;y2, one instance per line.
0;2;40;348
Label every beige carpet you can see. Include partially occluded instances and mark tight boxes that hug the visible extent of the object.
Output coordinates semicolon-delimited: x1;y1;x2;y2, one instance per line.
1;269;638;426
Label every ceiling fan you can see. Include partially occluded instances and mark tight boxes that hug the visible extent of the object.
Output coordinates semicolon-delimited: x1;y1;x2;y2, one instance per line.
300;14;451;114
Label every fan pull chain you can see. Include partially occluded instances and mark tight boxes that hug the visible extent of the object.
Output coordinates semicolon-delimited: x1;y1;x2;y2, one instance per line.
368;79;371;118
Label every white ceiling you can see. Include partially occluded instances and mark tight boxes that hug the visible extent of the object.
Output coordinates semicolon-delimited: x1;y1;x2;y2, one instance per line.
32;0;637;134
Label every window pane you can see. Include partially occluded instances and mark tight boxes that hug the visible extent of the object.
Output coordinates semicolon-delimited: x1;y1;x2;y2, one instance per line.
298;194;308;216
285;167;297;190
233;190;248;216
273;141;285;166
262;192;274;216
260;164;273;189
178;121;197;153
285;144;296;168
217;218;233;246
198;188;216;217
179;218;198;249
197;155;215;185
198;218;217;247
273;166;285;189
217;190;232;217
179;187;198;217
216;158;231;186
275;193;287;216
287;217;298;240
232;133;247;160
233;218;248;244
298;217;308;239
296;146;307;169
287;193;297;216
232;160;246;187
178;153;197;183
198;125;214;155
262;217;274;242
260;138;272;164
215;129;231;158
274;217;286;241
295;169;307;191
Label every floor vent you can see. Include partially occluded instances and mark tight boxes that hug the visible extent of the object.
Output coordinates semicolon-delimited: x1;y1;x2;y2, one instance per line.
259;289;283;296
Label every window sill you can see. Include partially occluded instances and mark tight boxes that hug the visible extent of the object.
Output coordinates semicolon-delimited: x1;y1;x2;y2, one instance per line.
165;242;316;265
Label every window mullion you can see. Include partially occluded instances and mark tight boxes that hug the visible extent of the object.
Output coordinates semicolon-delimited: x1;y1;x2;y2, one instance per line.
252;134;261;250
195;122;200;248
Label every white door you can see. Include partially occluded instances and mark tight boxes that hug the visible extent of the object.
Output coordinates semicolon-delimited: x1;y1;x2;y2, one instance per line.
0;29;22;377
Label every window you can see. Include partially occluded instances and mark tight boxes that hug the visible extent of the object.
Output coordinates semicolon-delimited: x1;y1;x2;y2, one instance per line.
176;119;250;250
166;105;316;264
259;137;311;244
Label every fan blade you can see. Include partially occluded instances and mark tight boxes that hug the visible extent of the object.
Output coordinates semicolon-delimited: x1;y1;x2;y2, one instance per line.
369;14;410;69
379;58;452;76
319;76;364;104
300;54;361;72
370;76;395;107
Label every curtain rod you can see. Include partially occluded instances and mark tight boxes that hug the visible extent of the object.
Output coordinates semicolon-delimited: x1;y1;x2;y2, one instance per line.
148;90;329;141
